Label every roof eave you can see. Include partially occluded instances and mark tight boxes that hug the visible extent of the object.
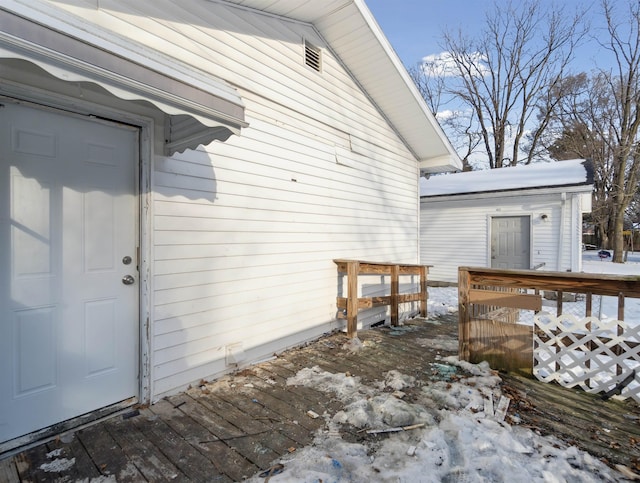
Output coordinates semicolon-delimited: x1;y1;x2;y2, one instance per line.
421;183;594;200
419;154;462;174
350;0;462;171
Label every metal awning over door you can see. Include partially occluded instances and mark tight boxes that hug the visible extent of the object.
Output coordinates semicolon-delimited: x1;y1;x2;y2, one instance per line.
0;8;247;155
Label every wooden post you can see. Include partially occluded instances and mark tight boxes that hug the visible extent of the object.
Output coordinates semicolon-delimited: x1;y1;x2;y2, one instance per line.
347;260;359;338
458;268;471;361
617;293;625;376
585;292;592;388
419;266;428;317
556;291;563;317
390;264;399;327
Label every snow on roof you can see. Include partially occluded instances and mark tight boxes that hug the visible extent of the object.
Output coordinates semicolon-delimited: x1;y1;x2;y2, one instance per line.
420;159;594;197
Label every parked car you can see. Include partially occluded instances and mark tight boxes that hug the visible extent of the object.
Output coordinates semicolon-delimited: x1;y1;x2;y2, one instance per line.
583;244;598;250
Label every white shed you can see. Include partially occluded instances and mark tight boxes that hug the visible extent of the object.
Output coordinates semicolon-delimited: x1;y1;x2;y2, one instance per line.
0;0;460;449
419;160;594;284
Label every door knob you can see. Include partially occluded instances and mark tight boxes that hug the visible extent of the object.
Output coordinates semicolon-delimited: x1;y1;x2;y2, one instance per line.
122;275;135;285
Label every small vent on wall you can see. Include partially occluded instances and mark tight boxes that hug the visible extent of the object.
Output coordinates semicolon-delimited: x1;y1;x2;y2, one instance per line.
304;40;322;72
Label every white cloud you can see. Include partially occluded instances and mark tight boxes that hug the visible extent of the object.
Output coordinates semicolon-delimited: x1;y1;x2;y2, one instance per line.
421;50;489;77
434;109;457;121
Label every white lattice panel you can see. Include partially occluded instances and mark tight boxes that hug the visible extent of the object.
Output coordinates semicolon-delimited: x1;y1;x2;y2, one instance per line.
533;312;640;402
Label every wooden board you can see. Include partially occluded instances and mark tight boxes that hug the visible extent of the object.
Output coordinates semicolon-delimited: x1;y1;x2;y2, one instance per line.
0;458;19;483
469;289;542;311
469;319;533;374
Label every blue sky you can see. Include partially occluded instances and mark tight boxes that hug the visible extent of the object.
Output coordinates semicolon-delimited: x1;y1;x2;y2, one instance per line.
365;0;607;72
365;0;494;67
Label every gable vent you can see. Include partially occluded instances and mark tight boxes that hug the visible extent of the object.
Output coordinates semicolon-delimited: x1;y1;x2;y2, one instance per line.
304;40;322;72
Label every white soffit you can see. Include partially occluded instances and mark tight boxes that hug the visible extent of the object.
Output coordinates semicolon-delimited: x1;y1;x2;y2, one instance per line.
223;0;462;172
0;7;248;155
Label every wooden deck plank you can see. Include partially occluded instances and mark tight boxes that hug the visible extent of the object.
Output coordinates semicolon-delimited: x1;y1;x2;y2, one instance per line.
214;385;316;446
0;457;19;483
131;408;232;482
169;392;279;469
237;364;324;408
301;340;390;382
242;383;324;432
166;393;244;440
75;422;145;482
247;366;343;429
46;435;101;481
257;360;343;410
191;392;269;435
14;443;54;482
149;399;259;482
193;394;294;469
102;416;185;482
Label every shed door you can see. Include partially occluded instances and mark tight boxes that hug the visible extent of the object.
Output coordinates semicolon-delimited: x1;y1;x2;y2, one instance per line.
0;101;139;443
491;216;530;269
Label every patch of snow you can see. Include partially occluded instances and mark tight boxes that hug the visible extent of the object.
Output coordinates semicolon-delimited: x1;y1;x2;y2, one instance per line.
39;457;76;473
427;286;458;316
46;448;63;458
421;159;590;197
248;358;621;482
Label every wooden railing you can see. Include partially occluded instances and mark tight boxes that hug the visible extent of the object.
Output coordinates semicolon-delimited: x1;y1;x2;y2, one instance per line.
334;259;430;338
458;266;640;399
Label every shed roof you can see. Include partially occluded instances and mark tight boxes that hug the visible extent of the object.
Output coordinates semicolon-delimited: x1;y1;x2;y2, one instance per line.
223;0;461;173
420;159;594;197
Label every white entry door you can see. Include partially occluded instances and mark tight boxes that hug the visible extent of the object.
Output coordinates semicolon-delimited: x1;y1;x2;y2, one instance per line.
0;101;139;444
491;216;531;269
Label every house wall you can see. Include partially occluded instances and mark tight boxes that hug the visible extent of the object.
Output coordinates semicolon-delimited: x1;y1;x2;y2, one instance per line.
420;190;588;284
45;0;421;398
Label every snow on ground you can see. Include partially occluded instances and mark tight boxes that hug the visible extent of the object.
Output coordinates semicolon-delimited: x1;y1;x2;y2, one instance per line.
582;250;640;323
246;254;640;482
582;250;640;275
247;359;620;482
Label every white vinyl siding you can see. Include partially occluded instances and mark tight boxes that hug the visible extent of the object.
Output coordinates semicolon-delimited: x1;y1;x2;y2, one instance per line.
420;191;587;284
44;1;419;397
151;119;418;395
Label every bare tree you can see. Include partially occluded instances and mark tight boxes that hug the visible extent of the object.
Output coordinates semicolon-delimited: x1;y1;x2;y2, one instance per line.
599;0;640;262
427;0;586;168
540;73;617;249
408;63;445;115
536;0;640;262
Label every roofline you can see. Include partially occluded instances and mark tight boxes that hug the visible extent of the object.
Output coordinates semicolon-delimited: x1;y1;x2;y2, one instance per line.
421;159;595;198
352;0;461;169
219;0;461;172
420;182;594;201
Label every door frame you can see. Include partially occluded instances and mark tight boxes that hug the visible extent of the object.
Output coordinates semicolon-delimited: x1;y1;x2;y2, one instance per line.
487;213;533;270
0;83;154;410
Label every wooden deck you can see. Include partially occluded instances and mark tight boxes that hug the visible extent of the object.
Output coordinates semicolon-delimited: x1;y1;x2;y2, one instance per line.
502;372;640;472
1;314;640;481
